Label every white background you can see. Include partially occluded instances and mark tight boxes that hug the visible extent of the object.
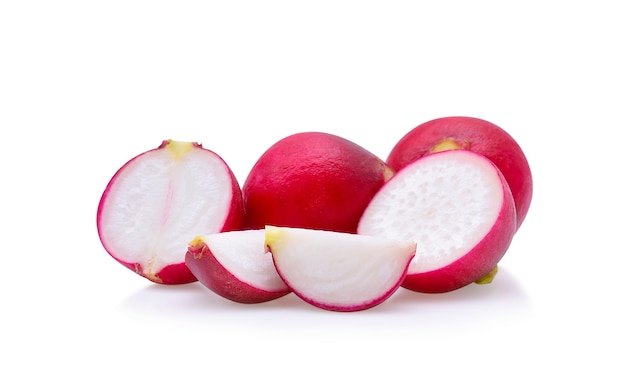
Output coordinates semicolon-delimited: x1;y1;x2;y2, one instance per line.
2;1;624;380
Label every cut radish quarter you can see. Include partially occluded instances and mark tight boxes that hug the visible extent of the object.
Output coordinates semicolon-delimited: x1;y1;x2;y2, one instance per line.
358;150;517;293
264;226;416;312
185;230;291;304
97;140;244;284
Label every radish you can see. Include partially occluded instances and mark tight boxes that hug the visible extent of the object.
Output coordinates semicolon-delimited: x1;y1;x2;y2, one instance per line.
185;229;291;303
242;132;394;233
264;226;416;312
358;150;517;293
386;116;532;230
96;140;244;284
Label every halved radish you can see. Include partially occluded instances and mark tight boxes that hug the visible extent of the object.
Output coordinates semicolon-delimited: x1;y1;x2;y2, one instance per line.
386;116;532;230
358;150;516;293
97;140;244;284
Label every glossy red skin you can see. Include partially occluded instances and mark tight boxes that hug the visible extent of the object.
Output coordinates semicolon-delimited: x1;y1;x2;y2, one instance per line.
185;241;290;303
243;132;392;233
96;140;244;285
387;116;532;230
401;158;517;293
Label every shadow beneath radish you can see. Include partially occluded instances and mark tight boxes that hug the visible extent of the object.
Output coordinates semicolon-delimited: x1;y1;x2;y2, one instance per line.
116;265;533;334
361;265;535;333
117;281;311;317
389;265;531;306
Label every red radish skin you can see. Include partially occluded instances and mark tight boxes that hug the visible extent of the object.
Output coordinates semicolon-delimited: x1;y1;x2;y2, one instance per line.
386;116;532;230
358;150;517;293
97;140;244;284
243;132;394;234
186;235;290;304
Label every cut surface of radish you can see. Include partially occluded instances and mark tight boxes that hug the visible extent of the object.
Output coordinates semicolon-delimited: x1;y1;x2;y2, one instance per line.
385;116;533;230
186;229;290;303
265;226;415;312
358;150;516;293
97;140;243;284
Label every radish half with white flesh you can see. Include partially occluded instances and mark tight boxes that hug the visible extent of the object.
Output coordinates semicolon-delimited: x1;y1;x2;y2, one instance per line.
264;226;416;312
97;140;244;284
358;150;517;293
185;230;291;303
